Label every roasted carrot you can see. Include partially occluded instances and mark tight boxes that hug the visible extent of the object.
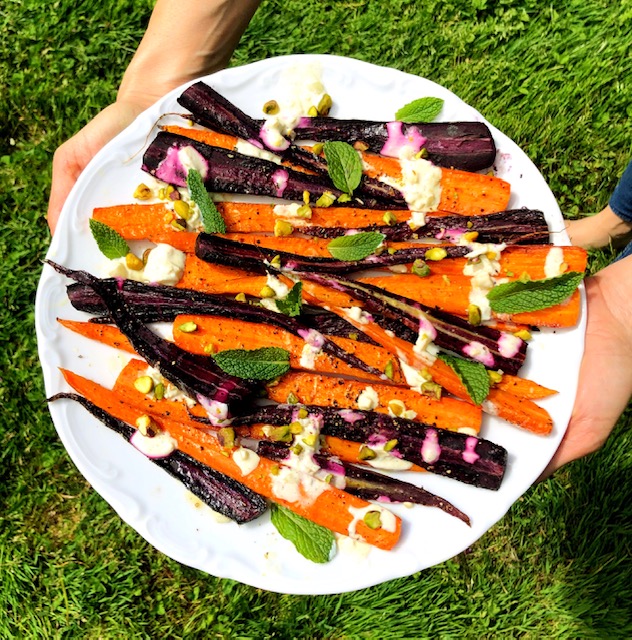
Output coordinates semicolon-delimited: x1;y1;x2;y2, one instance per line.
172;314;402;383
485;388;553;435
92;204;198;252
321;435;425;472
62;366;402;550
176;254;252;291
57;319;135;354
360;274;582;328
164;124;511;217
266;372;482;434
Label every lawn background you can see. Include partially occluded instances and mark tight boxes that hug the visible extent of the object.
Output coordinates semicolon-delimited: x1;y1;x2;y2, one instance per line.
1;0;631;637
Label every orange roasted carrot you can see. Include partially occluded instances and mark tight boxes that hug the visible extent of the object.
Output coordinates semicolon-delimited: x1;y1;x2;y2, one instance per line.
361;152;511;216
62;366;402;549
313;303;556;433
176;254;252;291
57;319;135;354
165;124;511;217
93;204;198;252
321;435;425;472
360;273;582;328
266;372;482;434
172;314;402;383
494;375;556;399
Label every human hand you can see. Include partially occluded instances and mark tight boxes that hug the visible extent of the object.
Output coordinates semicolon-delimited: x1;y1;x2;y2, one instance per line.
541;254;632;478
47;101;146;234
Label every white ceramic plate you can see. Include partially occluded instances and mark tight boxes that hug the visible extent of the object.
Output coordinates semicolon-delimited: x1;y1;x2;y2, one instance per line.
36;54;584;595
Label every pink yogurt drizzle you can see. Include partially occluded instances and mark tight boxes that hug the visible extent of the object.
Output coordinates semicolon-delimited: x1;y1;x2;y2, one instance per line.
259;124;290;151
155;145;209;186
462;437;480;464
498;332;523;358
380;122;426;158
419;316;438;342
420;429;441;464
271;168;289;197
462;341;495;367
338;409;365;424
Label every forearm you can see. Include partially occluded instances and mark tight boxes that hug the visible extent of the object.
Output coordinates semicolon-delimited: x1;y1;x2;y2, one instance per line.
118;0;262;107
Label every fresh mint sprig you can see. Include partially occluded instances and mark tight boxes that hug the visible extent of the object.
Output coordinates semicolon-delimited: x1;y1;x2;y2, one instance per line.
438;353;490;406
323;141;363;195
270;503;336;564
395;97;444;123
186;168;226;233
276;282;303;317
327;231;385;261
89;219;129;259
487;271;585;314
212;347;290;380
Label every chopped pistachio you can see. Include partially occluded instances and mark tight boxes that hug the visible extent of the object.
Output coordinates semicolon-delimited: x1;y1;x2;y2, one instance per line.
317;93;333;116
312;142;324;155
514;329;532;341
467;304;482;326
518;272;531;283
270;464;280;476
286;392;299;405
274;219;294;237
412;259;431;277
142;248;152;265
384;360;395;380
235;292;247;302
173;199;191;220
302;190;310;204
421;381;442;400
382;211;398;226
323;473;334;484
163;212;175;224
486;251;497;260
153;383;165;400
291;443;304;455
384;439;398;452
268;425;292;443
307;105;319;117
270;254;282;268
133;183;152;200
296;204;313;219
424;247;448;261
302;433;318;447
136;414;156;437
466;220;474;229
158;187;167;200
488;370;503;384
337;193;352;203
125;253;144;271
388;399;405;417
358;445;377;461
348;332;359;341
203;344;216;355
134;376;154;395
462;231;479;243
415;147;429;159
289;421;303;435
170;218;187;231
363;510;383;530
262;100;279;115
353;141;369;152
259;285;276;298
315;192;336;208
297;407;308;419
217;427;236;449
178;321;198;333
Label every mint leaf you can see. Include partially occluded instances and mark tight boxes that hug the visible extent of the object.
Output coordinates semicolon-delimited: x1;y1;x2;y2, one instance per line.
395;97;444;123
186;168;226;233
270;503;335;564
323;141;363;194
276;282;303;317
487;271;585;314
212;347;290;380
438;353;490;405
327;231;385;261
89;219;129;259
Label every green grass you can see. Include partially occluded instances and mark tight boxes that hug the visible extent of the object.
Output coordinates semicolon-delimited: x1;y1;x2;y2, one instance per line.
1;0;631;637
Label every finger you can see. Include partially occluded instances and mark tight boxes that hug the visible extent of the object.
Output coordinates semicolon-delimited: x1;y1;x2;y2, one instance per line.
48;141;83;234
